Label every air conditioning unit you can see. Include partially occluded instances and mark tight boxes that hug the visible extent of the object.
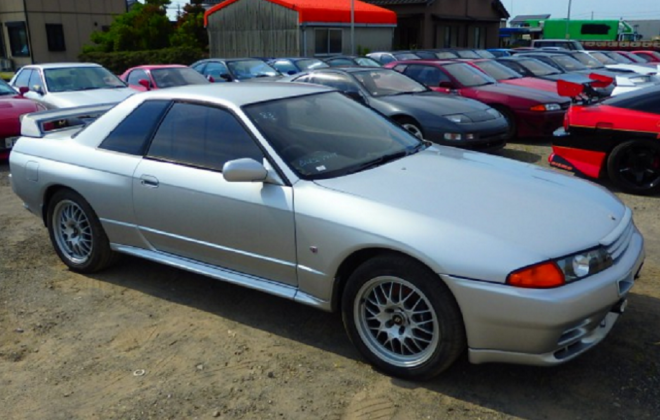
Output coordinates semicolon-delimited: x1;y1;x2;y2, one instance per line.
0;58;13;71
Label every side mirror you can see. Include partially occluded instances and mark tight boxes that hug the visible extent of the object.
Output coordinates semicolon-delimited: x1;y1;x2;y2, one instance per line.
223;158;268;183
208;75;215;83
138;79;151;90
18;86;29;96
438;81;455;89
344;90;367;104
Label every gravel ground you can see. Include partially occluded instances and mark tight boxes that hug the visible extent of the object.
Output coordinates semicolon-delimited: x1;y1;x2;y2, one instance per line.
1;141;659;420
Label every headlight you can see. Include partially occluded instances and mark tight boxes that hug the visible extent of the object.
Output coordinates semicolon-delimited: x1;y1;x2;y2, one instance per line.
530;103;561;112
507;247;612;288
445;114;472;123
628;76;650;84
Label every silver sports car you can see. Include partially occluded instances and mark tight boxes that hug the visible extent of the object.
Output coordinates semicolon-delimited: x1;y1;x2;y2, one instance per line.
9;83;645;380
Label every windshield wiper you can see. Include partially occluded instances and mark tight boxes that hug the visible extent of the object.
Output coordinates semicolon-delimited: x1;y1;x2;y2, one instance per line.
345;150;409;174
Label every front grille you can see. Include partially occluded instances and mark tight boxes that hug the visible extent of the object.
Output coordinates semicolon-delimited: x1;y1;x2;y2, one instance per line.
605;220;634;263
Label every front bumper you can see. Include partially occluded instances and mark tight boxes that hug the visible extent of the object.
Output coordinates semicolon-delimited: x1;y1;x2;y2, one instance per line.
442;224;645;367
427;117;509;152
516;109;566;138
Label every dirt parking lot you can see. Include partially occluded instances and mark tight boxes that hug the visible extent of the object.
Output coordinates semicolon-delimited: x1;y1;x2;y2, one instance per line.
1;141;659;420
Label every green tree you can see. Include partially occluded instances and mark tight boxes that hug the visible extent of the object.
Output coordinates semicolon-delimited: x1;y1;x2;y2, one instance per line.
85;0;173;52
170;0;208;51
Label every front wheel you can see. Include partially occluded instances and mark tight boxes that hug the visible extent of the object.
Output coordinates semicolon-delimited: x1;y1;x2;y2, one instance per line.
342;254;466;380
47;189;117;273
397;117;424;140
607;140;660;195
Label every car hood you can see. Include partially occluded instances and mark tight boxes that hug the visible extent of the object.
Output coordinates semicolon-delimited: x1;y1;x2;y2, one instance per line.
381;91;495;120
313;146;625;280
501;77;557;93
469;83;568;104
45;88;136;108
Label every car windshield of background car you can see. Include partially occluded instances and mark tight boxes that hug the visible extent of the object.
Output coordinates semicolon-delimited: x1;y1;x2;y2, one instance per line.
0;79;16;95
353;70;427;96
589;51;618;65
455;50;480;59
297;59;329;71
151;68;208;88
476;60;522;80
552;55;588;71
393;53;420;61
518;59;561;76
228;60;279;80
443;63;496;87
623;53;647;63
605;52;633;64
572;52;606;69
44;67;126;92
354;57;382;67
243;92;422;180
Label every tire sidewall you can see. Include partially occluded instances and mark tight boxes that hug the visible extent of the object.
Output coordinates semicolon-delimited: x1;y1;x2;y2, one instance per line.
607;139;660;195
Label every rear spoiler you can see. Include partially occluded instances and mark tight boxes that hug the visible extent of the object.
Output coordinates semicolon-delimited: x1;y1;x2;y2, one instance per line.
20;102;117;138
557;73;614;104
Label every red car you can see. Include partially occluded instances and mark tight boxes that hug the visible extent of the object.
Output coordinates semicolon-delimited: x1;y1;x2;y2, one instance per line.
0;79;44;160
630;50;660;63
120;64;209;91
466;58;559;94
550;80;660;195
385;60;569;138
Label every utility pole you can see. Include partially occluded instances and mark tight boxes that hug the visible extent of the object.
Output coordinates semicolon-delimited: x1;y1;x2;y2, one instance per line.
351;0;355;55
565;0;573;39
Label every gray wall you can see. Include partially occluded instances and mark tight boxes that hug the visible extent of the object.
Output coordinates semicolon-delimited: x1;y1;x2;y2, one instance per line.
628;20;660;40
300;26;394;57
207;0;300;57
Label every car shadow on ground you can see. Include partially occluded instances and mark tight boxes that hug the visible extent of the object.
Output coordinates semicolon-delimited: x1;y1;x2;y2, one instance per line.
89;256;660;420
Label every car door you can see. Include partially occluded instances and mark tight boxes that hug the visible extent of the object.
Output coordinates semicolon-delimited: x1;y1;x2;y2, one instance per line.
131;101;298;286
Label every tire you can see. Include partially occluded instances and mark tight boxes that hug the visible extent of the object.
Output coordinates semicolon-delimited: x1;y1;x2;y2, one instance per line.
491;105;516;139
341;254;466;380
46;189;117;273
606;140;660;195
397;117;424;140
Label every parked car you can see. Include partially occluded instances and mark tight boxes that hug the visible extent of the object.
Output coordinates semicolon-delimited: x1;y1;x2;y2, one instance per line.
552;81;660;195
630;50;660;63
191;58;282;82
496;56;616;97
8;63;135;109
487;48;514;57
615;50;654;64
10;83;645;379
268;57;329;74
386;60;570;138
286;67;509;151
585;51;660;79
0;79;44;159
120;65;210;91
324;56;382;67
531;39;584;50
466;59;559;94
366;51;421;65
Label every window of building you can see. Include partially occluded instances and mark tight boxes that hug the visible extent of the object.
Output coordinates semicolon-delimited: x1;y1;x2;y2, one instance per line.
46;24;66;51
315;29;342;55
473;27;485;48
6;22;29;57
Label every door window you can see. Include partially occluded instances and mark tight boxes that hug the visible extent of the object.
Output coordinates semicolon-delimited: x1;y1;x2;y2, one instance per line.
127;69;149;86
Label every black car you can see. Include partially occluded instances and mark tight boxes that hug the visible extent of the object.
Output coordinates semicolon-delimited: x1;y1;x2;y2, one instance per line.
268;57;329;75
285;67;509;151
191;58;282;82
324;55;382;67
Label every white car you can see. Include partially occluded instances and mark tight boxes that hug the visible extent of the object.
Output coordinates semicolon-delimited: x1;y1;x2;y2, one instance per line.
9;63;136;109
586;50;660;82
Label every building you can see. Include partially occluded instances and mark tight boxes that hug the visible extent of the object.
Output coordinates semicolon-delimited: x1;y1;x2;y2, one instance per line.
362;0;509;50
0;0;127;70
627;20;660;41
204;0;397;58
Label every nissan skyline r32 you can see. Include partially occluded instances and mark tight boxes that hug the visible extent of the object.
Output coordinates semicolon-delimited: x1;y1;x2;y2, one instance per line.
9;83;645;380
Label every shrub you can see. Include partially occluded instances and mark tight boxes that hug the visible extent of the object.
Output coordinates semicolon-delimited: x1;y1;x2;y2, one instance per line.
78;47;207;74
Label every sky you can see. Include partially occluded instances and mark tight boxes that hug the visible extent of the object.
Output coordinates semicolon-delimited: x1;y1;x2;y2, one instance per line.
506;0;660;21
161;0;660;21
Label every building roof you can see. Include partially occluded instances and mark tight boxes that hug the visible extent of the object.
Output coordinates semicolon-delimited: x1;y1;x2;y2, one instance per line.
205;0;397;26
364;0;431;5
510;14;551;25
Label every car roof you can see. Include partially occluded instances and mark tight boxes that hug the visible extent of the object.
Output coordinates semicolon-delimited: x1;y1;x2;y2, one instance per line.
134;82;332;106
21;62;103;70
129;64;187;70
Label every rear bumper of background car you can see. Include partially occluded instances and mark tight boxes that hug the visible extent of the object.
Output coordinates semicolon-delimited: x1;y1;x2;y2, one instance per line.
516;109;566;138
442;224;645;367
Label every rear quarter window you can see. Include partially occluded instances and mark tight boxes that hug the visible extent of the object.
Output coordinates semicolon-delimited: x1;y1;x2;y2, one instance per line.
99;100;171;155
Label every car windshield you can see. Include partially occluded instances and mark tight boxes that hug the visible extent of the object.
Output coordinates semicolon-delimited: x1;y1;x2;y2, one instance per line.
243;92;423;180
44;66;126;93
227;59;280;80
352;69;427;96
571;52;605;69
151;67;209;88
455;50;480;59
517;59;562;76
393;53;420;61
297;59;329;71
475;60;521;80
551;55;588;71
475;50;496;58
604;51;632;64
354;57;382;67
435;51;459;59
0;79;16;95
589;51;618;65
625;53;647;63
442;63;496;87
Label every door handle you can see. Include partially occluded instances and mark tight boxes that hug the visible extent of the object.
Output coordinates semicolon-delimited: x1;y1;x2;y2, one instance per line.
140;175;159;188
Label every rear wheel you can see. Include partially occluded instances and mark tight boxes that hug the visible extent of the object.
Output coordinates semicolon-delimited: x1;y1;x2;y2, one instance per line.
607;140;660;195
342;254;466;380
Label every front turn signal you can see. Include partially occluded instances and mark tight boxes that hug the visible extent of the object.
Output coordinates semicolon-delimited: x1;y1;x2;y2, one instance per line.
507;261;565;288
